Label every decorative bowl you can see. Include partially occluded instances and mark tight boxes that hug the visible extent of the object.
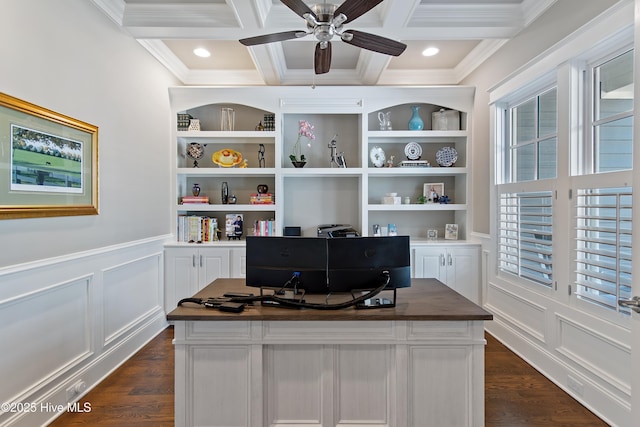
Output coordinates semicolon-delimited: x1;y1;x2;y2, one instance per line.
212;148;243;167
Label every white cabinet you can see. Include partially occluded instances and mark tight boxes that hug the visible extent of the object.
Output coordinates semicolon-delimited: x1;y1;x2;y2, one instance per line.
413;244;480;303
230;248;246;278
164;247;230;312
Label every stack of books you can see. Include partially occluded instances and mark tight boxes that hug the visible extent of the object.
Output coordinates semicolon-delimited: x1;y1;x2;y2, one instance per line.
263;113;275;131
181;195;209;204
177;113;193;131
177;215;218;242
399;160;431;167
253;219;275;236
250;193;274;204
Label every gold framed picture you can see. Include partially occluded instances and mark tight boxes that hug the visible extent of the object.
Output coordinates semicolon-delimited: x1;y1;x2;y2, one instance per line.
0;93;98;219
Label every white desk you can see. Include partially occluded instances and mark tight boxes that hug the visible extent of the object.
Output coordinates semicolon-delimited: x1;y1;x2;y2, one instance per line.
168;278;492;427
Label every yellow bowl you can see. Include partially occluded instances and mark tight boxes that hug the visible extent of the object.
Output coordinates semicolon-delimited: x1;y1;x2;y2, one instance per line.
212;148;243;167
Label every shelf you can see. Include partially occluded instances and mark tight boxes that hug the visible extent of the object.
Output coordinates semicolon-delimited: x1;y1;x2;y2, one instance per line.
367;167;467;176
367;204;467;211
177;204;276;213
367;130;467;139
172;87;473;241
177;130;276;140
280;168;364;177
177;168;276;176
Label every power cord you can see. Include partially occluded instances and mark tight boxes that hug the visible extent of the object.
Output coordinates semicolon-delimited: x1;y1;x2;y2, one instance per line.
177;271;391;311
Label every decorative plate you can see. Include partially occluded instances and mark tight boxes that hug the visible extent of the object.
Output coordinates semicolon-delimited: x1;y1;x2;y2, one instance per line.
369;146;386;168
212;148;243;167
435;146;458;167
404;142;422;160
186;142;205;160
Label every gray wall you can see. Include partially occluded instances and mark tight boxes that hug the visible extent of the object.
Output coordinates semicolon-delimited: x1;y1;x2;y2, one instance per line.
463;0;620;235
0;0;178;267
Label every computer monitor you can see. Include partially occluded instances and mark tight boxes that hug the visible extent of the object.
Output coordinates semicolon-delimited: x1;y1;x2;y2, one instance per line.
327;236;411;293
245;236;328;293
246;236;411;294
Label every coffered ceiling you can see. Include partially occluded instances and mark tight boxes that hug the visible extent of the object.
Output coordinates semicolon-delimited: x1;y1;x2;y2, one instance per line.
91;0;558;86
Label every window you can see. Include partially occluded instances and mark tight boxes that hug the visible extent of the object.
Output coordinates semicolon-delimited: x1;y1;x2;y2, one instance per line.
575;187;632;314
507;88;558;183
498;192;553;287
571;48;634;316
497;85;557;288
491;19;634;325
590;49;634;173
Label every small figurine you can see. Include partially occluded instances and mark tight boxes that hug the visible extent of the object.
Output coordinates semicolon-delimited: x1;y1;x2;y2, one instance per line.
386;155;395;167
328;134;346;168
258;143;265;168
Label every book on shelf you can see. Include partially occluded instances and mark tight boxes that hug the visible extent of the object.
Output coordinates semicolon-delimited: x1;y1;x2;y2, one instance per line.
177;215;218;242
250;193;274;204
177;113;193;131
181;195;209;204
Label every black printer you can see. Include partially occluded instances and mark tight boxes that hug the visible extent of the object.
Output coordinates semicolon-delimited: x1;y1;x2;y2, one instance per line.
317;224;359;238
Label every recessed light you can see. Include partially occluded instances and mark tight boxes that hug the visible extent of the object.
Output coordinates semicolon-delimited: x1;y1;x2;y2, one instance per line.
422;47;439;57
193;48;211;58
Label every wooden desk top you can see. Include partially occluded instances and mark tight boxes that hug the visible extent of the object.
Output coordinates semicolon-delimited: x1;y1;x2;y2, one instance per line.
167;278;493;321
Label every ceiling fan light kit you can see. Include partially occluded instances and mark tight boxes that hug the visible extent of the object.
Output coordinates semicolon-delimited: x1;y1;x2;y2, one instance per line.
239;0;406;75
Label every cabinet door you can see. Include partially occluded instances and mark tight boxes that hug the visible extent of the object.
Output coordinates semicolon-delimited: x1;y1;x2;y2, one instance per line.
445;247;480;304
413;247;446;282
197;248;230;292
164;248;198;313
230;248;246;278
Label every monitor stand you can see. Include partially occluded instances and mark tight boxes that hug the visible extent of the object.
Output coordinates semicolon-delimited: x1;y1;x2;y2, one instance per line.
259;286;305;307
354;288;397;309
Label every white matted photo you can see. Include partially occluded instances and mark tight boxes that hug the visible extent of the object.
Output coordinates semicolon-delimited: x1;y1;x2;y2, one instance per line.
423;183;444;203
445;223;458;240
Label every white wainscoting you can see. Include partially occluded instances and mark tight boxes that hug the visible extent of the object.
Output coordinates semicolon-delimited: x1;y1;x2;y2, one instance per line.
0;236;169;427
484;279;631;427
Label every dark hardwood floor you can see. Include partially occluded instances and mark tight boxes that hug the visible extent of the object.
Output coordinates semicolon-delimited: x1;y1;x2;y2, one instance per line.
48;326;608;426
484;333;608;427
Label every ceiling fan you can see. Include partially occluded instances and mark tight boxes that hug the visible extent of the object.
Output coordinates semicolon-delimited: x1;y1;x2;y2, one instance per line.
239;0;407;74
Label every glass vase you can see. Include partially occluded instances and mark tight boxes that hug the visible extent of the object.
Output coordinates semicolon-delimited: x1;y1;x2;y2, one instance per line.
408;105;424;130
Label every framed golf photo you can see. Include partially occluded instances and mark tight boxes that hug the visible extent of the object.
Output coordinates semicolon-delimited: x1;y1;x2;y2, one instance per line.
0;93;98;219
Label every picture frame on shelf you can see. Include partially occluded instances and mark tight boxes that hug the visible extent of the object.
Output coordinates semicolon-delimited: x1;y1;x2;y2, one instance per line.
0;92;99;219
423;182;444;203
427;229;438;241
226;213;244;240
445;224;459;240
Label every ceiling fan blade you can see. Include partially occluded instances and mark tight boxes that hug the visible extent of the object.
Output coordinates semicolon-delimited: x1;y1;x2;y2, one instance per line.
315;42;332;74
342;30;406;56
239;30;305;46
281;0;317;21
335;0;384;24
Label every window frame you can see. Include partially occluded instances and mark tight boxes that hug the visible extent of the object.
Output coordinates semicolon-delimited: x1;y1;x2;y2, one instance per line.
495;81;558;292
569;44;634;320
582;45;634;175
